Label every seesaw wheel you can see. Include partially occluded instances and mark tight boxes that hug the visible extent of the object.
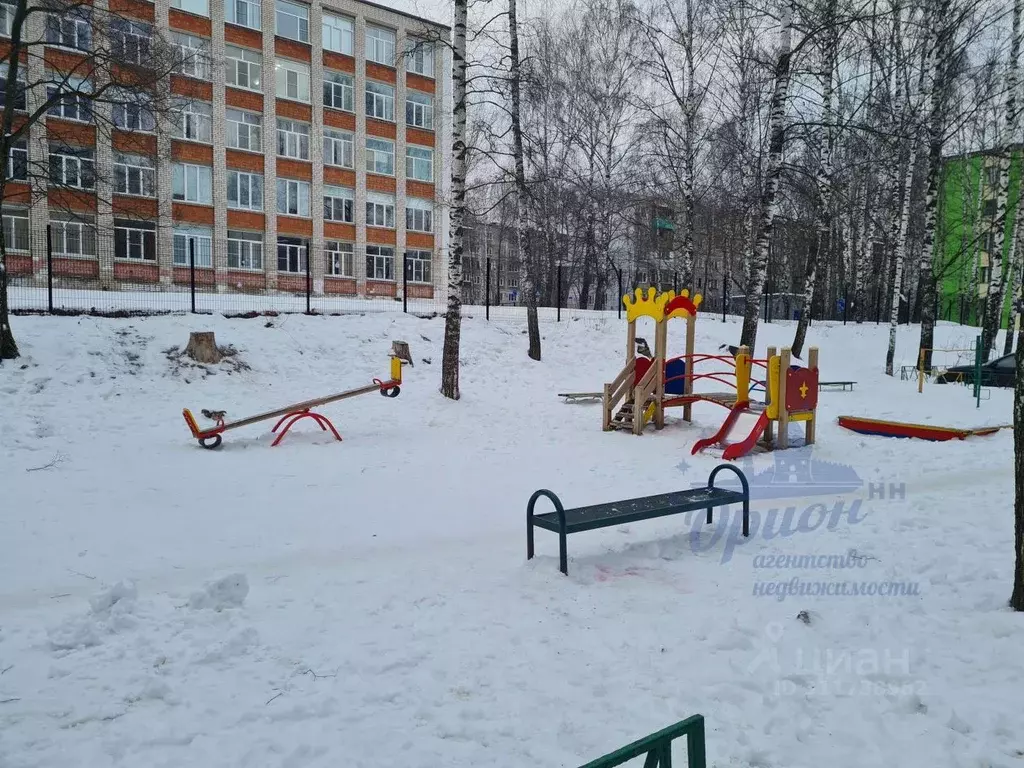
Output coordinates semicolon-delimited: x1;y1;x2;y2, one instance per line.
199;434;223;449
380;385;400;398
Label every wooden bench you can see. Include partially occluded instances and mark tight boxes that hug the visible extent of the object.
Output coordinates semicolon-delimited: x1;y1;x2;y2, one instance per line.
819;380;856;391
527;464;750;575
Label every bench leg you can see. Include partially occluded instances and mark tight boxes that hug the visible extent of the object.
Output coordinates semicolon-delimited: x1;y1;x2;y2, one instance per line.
527;519;534;560
559;528;568;576
706;507;713;525
743;499;750;537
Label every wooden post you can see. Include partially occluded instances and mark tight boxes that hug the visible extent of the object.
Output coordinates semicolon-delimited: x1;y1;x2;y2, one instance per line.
778;347;791;449
655;318;667;429
683;313;696;423
764;346;777;446
626;320;636;365
602;384;612;431
806;346;818;445
736;345;750;402
918;347;925;394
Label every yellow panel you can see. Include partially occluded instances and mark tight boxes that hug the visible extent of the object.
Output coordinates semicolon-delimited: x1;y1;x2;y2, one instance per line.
766;356;780;420
789;412;812;422
390;356;402;382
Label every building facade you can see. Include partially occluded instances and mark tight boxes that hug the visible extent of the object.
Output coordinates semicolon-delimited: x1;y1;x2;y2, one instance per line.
2;0;449;301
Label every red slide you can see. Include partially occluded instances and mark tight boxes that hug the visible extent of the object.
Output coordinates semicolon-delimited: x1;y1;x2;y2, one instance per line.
691;402;770;460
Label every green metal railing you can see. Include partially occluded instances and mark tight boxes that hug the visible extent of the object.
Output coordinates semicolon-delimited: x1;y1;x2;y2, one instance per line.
578;716;706;768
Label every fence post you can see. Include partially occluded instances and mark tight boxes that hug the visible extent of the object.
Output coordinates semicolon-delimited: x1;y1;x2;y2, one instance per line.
485;257;491;321
45;223;53;313
722;276;726;323
616;267;623;320
402;251;408;313
557;263;562;321
843;285;848;325
305;242;311;314
189;237;196;314
673;271;678;294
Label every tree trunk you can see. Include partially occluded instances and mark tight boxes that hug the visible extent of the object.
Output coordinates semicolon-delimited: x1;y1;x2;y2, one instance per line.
739;0;794;353
1012;320;1024;610
441;0;468;400
1004;217;1024;353
0;193;18;359
185;332;222;364
886;137;919;376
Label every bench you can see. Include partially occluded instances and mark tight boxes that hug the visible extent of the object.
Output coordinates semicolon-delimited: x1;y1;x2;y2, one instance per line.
527;464;750;575
819;380;856;391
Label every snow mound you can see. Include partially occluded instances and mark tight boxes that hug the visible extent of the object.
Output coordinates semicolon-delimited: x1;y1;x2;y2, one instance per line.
188;573;249;611
89;580;138;614
48;581;139;651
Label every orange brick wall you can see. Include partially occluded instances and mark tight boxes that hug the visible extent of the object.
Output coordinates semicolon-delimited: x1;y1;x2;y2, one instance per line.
226;88;263;111
407;284;434;299
226;149;264;172
114;262;159;282
276;100;312;122
407;73;436;94
323;51;355;73
54;258;99;279
6;254;31;276
225;270;266;291
173;266;216;285
225;25;262;48
366;280;397;297
172;141;214;164
324;110;356;131
275;37;311;61
110;0;155;20
171;76;213;100
366;227;396;245
366;174;396;193
277;216;312;236
324;222;356;240
367;119;396;140
169;8;211;35
4;183;31;205
366;62;396;84
325;277;357;294
277;274;308;293
406;180;435;199
277;158;312;181
227;210;265;230
173;202;215;225
113;195;159;219
113;131;157;155
324;167;356;187
407;127;434;147
407;232;434;249
47;120;96;147
49;188;95;213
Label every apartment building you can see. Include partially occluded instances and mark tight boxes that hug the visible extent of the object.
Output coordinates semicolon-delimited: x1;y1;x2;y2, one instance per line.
2;0;449;300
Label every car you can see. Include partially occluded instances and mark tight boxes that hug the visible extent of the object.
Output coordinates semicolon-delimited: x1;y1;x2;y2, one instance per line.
934;352;1017;388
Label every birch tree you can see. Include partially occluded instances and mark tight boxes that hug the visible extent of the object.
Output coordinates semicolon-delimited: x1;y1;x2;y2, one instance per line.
1013;301;1024;610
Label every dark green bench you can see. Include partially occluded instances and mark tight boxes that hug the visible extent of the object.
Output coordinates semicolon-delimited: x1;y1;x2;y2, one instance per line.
527;464;749;575
819;380;856;391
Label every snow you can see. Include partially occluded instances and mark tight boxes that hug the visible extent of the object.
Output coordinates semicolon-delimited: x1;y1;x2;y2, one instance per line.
0;310;1021;767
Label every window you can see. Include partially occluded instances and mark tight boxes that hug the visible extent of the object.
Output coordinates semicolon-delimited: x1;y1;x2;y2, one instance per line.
46;5;90;50
406;198;433;233
2;209;28;252
982;199;998;218
365;80;394;121
366;244;394;280
173;99;213;143
49;144;94;189
365;25;394;66
406;145;433;181
275;0;308;42
405;39;433;77
172;163;213;204
323;128;353;168
228;230;263;270
276;178;310;216
227;170;264;210
275;58;310;102
983;230;999;254
0;63;26;111
323;185;353;222
0;0;14;37
322;12;353;54
406;249;432;283
113;152;155;196
51;215;96;257
115;218;156;261
174;32;212;80
323;71;353;111
406;90;434;130
979;266;991;284
276;118;309;159
227;0;260;28
173;227;213;267
7;139;26;181
172;0;209;16
226;108;262;151
46;76;91;122
277;235;306;273
986;166;1000;188
110;19;152;65
366;193;395;228
366;137;394;175
326;240;353;276
112;90;155;132
226;45;262;91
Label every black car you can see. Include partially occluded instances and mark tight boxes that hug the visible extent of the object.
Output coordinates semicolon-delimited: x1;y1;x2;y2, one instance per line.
934;352;1017;387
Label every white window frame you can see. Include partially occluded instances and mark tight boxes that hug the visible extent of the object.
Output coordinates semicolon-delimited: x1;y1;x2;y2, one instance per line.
49;145;94;189
406;90;434;130
46;7;90;51
326;240;353;277
275;58;310;102
46;76;91;122
276;178;310;216
366;193;395;228
174;32;212;80
226;45;262;91
113;152;156;197
277;236;307;273
406;145;433;182
366;244;394;280
172;162;213;204
227;229;263;270
275;0;309;43
323;71;353;112
173;227;213;267
276;117;309;159
366;137;394;176
114;219;156;261
111;89;156;132
406;198;433;233
0;0;15;38
227;170;264;211
7;139;26;181
174;98;213;143
2;209;29;252
0;63;27;111
405;39;433;77
323;185;353;222
226;108;262;151
322;12;353;55
365;25;395;66
365;80;394;121
406;249;432;283
226;0;261;30
172;0;209;16
323;128;353;168
110;18;152;65
50;216;97;258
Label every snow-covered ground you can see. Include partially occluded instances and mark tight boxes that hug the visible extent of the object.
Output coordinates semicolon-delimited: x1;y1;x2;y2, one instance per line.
0;311;1020;767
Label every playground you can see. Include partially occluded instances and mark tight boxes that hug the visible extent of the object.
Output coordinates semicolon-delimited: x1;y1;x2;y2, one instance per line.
0;309;1020;768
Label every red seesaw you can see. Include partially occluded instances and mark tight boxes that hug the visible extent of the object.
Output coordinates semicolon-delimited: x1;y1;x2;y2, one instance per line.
182;342;411;449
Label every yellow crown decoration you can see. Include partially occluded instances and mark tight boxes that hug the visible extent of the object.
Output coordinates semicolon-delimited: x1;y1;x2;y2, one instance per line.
622;287;671;323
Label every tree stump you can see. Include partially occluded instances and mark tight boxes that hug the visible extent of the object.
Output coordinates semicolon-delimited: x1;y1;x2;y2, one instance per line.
391;340;413;367
185;331;222;364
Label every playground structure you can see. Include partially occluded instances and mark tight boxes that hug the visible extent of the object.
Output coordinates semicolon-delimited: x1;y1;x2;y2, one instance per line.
837;415;1009;441
916;335;984;408
182;341;411;449
601;287;819;459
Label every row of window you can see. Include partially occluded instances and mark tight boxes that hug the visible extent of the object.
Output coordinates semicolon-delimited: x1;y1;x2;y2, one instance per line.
0;0;435;76
1;210;431;281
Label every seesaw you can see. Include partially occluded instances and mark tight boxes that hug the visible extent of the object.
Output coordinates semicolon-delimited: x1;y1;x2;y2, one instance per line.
837;414;1011;442
182;341;411;449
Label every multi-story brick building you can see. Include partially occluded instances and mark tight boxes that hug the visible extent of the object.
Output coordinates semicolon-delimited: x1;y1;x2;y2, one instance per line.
2;0;449;302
